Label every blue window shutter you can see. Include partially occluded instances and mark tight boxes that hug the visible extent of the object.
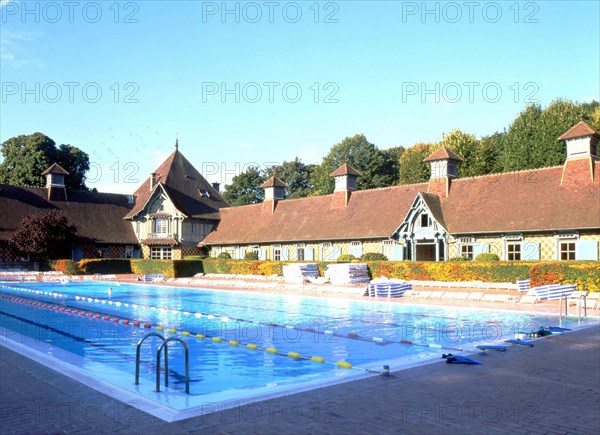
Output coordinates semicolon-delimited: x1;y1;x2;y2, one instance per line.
258;249;266;261
472;243;489;258
522;242;540;260
349;243;362;257
393;245;403;261
332;246;342;260
576;240;599;260
305;248;314;261
281;248;289;261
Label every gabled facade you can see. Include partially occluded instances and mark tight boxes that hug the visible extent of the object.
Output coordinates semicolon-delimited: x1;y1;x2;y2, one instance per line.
124;144;229;259
0;142;228;263
204;121;600;262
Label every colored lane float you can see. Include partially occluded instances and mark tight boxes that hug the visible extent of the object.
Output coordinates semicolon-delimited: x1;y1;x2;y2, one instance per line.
1;285;456;352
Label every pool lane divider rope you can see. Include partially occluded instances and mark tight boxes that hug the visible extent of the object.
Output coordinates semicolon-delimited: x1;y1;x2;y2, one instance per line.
1;294;365;372
1;286;463;355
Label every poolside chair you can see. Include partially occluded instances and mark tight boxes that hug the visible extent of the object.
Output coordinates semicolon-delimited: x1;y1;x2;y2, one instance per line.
440;292;456;300
585;293;600;309
452;292;470;301
427;292;445;299
516;279;531;292
466;292;485;301
519;289;538;304
480;294;497;302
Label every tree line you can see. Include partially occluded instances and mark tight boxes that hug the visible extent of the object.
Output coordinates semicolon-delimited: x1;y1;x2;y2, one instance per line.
223;99;600;205
1;99;598;201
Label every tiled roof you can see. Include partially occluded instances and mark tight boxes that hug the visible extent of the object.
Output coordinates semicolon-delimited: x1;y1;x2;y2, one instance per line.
0;185;138;244
203;162;600;245
557;121;598;140
441;163;600;234
41;163;69;176
204;183;427;244
330;163;362;177
125;149;228;220
260;176;287;188
423;146;464;162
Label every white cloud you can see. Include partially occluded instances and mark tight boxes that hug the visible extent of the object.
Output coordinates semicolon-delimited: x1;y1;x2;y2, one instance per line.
0;29;44;68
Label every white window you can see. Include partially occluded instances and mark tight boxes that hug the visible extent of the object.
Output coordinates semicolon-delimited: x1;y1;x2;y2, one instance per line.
420;213;431;228
125;246;134;259
321;242;332;248
150;247;172;260
273;247;281;261
559;241;576;260
507;243;521;261
350;241;361;246
459;238;475;260
154;218;168;234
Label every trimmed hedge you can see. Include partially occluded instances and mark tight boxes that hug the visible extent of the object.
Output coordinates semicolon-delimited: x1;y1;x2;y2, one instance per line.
360;253;388;261
50;259;80;275
475;253;500;261
530;262;600;292
78;259;132;274
67;257;600;291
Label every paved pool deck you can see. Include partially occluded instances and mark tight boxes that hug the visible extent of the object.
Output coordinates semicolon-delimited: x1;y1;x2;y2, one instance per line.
1;322;599;434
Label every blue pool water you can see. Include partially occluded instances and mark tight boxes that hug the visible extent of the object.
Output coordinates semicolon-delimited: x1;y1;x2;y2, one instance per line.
0;282;596;418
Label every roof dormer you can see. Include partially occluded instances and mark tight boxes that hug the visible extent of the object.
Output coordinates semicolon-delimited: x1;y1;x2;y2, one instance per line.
558;120;598;161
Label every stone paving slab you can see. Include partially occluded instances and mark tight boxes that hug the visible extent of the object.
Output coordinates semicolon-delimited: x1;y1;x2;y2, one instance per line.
1;325;599;434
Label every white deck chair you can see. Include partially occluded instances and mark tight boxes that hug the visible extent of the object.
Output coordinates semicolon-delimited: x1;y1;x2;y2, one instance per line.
466;292;485;301
427;292;445;299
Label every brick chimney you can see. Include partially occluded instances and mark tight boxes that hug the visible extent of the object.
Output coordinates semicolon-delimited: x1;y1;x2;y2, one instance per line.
260;175;287;213
41;163;69;201
423;146;463;198
558;120;598;186
329;163;362;208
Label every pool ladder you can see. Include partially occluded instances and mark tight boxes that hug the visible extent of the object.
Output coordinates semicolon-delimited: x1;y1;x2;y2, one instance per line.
135;333;190;394
559;294;587;320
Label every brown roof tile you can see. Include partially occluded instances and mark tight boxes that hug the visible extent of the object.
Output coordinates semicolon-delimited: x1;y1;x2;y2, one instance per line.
557;121;598;140
125;149;228;220
0;185;138;244
204;162;600;244
260;176;287;188
423;146;464;162
329;163;362;177
41;163;69;176
204;183;427;244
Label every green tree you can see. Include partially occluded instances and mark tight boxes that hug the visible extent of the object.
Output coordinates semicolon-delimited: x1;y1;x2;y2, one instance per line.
265;158;316;199
398;142;435;184
498;99;597;171
311;134;399;195
380;146;405;186
0;133;90;189
222;166;266;206
9;210;78;261
437;130;481;177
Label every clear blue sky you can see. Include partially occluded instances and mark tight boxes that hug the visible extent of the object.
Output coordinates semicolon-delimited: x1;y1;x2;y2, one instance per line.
1;0;599;193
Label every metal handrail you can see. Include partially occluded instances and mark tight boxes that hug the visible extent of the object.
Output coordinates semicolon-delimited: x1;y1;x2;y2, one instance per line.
578;294;587;319
559;294;569;319
156;337;190;394
135;333;166;386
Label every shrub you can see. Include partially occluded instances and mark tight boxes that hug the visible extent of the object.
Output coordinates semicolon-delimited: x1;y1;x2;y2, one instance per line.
337;254;356;263
530;262;600;291
184;255;208;260
244;251;259;260
475;253;500;261
78;259;132;274
173;260;204;277
360;252;388;261
448;256;471;262
50;259;79;275
217;252;232;259
131;260;175;278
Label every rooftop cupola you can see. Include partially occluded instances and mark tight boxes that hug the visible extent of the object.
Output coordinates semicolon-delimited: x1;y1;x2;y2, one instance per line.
558;120;598;185
260;175;287;213
329;163;362;207
558;120;598;160
41;163;69;201
423;146;463;198
330;163;362;193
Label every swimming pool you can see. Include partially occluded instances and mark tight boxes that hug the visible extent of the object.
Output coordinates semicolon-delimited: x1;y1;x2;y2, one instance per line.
0;282;595;421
